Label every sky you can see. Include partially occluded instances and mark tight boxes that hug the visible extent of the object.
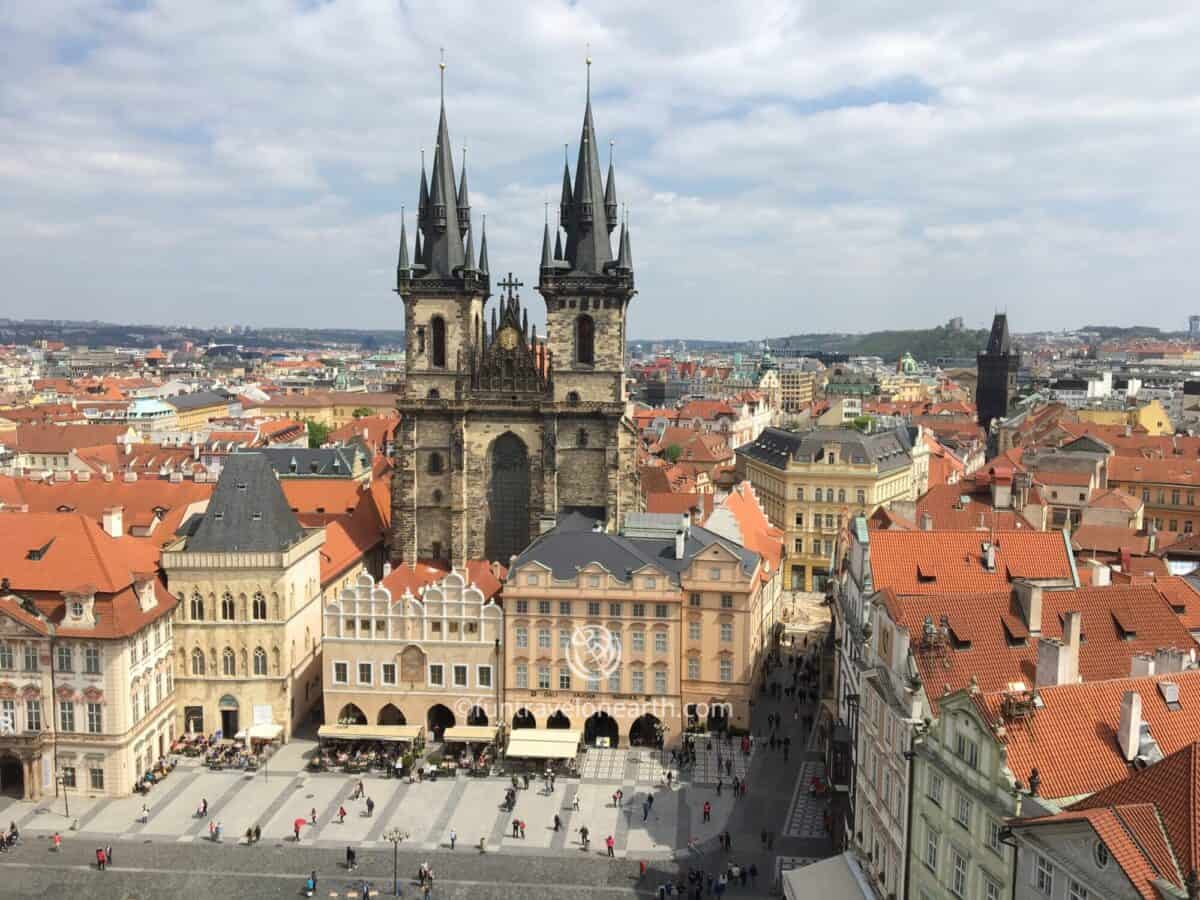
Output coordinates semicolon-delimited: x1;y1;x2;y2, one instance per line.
2;2;1199;341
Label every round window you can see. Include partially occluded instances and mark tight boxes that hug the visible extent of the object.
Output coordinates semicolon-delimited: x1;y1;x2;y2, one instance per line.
1094;840;1109;868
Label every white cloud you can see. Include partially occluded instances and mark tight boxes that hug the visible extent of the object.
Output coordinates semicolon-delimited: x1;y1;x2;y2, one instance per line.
1;0;1199;337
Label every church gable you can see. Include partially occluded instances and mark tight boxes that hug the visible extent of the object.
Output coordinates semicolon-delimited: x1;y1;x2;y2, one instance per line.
467;275;550;398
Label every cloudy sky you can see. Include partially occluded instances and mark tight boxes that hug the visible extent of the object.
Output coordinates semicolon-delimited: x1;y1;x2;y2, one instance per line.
2;2;1199;340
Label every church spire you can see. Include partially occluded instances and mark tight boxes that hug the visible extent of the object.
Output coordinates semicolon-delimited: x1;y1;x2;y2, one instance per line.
417;151;429;227
561;54;613;274
457;146;471;232
617;213;633;271
540;206;554;270
397;207;410;278
464;215;476;271
604;140;618;234
559;144;571;224
478;214;489;275
422;54;466;277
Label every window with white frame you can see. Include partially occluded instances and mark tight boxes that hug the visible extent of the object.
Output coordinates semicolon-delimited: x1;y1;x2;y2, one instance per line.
607;670;620;692
954;792;972;829
25;699;41;732
1035;855;1054;895
537;600;551;615
558;667;570;690
928;770;943;805
559;601;571;615
688;622;701;641
924;826;938;871
90;767;104;791
984;878;1001;900
515;626;528;648
84;646;100;674
950;849;967;898
253;647;267;676
631;631;645;652
382;663;396;685
721;594;733;609
631;670;645;693
955;732;979;769
56;645;73;672
1069;881;1089;900
587;673;599;692
537;666;550;690
515;663;528;689
720;623;733;642
559;629;570;650
453;664;468;687
23;644;38;672
609;603;621;617
986;820;1002;855
428;664;445;687
687;658;700;679
537;628;550;649
719;659;732;682
477;665;492;688
0;644;15;671
86;702;103;734
358;662;372;684
515;600;528;614
333;662;348;684
654;670;667;693
654;632;667;653
587;601;601;616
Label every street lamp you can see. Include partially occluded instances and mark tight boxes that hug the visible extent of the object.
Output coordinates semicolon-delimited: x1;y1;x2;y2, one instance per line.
57;776;69;818
383;827;408;896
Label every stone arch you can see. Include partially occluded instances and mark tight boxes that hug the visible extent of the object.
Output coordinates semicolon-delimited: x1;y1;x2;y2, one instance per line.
547;710;571;729
378;704;406;726
584;711;618;746
0;754;25;798
629;712;661;747
486;432;530;563
427;704;455;741
466;705;488;726
512;708;536;730
338;703;367;725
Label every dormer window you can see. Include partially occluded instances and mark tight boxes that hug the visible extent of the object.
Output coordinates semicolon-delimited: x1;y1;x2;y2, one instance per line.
71;601;84;619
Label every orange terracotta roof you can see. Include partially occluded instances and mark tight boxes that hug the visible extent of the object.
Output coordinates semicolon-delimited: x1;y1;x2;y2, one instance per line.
900;584;1196;714
1071;525;1150;555
1035;469;1094;487
1155;577;1200;633
13;423;133;454
646;492;715;520
979;670;1200;800
280;479;364;517
318;493;387;586
915;483;1036;531
1089;488;1143;513
868;529;1075;594
717;481;783;583
1110;456;1200;487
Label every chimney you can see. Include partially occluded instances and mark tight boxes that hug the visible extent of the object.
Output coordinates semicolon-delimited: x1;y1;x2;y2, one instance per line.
681;512;692;538
919;512;933;531
1118;691;1142;762
101;506;123;538
983;541;996;571
675;529;686;560
1092;563;1111;587
1154;647;1186;674
1148;530;1157;554
1062;611;1082;683
382;562;392;579
1036;638;1071;687
1130;653;1155;677
1014;580;1044;635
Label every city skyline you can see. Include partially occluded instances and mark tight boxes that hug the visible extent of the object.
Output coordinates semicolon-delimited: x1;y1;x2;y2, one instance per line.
3;3;1199;338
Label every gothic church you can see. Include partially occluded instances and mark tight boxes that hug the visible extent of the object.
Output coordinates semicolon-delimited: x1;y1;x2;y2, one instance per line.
390;66;641;567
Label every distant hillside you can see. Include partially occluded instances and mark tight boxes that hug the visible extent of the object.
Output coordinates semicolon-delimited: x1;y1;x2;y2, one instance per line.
771;326;989;362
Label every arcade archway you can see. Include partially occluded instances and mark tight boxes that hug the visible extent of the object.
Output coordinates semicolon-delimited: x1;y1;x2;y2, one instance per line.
427;704;456;741
584;711;619;747
629;713;661;748
512;708;536;730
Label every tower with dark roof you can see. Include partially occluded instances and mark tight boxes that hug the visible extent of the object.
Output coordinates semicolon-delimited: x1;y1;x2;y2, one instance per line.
389;58;642;571
977;313;1021;433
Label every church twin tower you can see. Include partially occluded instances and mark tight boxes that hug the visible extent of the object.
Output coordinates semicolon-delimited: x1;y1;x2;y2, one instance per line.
390;63;641;567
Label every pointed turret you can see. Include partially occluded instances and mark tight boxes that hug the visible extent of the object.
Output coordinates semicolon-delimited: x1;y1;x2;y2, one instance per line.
397;210;411;281
617;219;632;271
457;148;471;233
561;59;614;274
554;228;563;262
986;313;1012;355
464;218;476;272
540;221;554;270
478;216;489;275
559;147;572;224
413;229;424;268
604;142;618;234
417;153;429;226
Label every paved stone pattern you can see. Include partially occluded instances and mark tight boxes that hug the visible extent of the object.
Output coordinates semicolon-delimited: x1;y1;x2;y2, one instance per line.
578;748;626;782
687;743;754;785
783;761;827;838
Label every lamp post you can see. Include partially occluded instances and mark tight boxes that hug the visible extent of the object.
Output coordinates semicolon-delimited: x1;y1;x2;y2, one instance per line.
383;827;407;896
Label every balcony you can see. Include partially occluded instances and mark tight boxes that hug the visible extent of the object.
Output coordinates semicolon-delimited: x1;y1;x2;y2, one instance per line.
0;731;46;754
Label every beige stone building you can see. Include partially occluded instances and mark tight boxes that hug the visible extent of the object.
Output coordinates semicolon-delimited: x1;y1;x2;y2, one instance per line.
0;511;176;799
321;569;502;739
779;368;819;413
163;454;325;740
737;427;919;592
503;495;782;747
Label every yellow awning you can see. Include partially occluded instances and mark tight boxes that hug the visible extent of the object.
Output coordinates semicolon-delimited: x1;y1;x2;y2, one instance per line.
510;728;582;744
248;723;283;741
442;725;499;743
317;724;424;742
504;737;579;759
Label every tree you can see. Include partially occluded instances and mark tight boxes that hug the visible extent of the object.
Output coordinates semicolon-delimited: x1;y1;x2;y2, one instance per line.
306;419;332;448
352;407;372;419
664;444;683;463
851;415;873;433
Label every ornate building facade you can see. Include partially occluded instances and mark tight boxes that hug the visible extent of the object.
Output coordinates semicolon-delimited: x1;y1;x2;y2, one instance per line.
390;67;641;568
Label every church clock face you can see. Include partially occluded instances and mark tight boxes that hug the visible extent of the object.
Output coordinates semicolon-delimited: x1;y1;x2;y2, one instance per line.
498;326;519;350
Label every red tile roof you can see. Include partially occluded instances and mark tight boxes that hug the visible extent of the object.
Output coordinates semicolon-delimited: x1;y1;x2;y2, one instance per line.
1110;456;1200;487
978;670;1200;800
899;584;1196;713
13;423;134;454
868;530;1075;594
915;483;1036;531
1071;524;1150;555
1154;577;1200;633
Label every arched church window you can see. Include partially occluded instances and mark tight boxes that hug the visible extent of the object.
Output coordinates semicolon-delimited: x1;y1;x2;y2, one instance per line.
428;452;444;475
427;388;440;400
431;316;447;368
432;489;443;503
576;315;595;365
566;391;581;407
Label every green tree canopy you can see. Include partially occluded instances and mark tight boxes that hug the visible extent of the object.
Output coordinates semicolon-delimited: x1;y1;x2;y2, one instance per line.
306;419;332;448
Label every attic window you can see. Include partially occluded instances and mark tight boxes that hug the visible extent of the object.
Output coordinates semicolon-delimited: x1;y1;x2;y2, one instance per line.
236;482;247;491
214;512;224;521
26;540;54;561
1158;681;1181;711
251;512;262;522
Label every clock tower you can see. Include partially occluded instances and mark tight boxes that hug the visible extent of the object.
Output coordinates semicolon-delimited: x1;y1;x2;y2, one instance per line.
390;62;641;570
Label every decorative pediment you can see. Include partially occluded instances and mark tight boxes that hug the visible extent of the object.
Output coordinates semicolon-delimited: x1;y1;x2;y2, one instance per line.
467;274;551;397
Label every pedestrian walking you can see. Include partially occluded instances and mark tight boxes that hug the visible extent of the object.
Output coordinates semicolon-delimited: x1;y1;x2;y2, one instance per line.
580;825;590;850
105;844;113;865
703;801;711;823
723;831;731;852
748;863;758;886
310;807;317;825
346;846;357;870
761;828;768;848
716;778;722;796
606;834;615;857
95;847;106;871
449;828;456;849
366;797;375;817
572;794;580;811
642;801;650;822
360;880;370;900
519;819;526;839
139;803;150;824
512;819;520;838
214;822;222;842
310;871;318;894
338;805;347;824
52;832;61;852
294;821;302;842
553;814;562;832
253;825;261;844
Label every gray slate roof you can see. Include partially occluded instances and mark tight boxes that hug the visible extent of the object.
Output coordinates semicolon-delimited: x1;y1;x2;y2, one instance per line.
185;453;305;553
166;389;233;412
510;519;759;586
737;426;912;474
246;446;367;478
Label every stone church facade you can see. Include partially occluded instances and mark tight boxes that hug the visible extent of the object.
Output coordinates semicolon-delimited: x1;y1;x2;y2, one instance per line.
390;69;641;568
